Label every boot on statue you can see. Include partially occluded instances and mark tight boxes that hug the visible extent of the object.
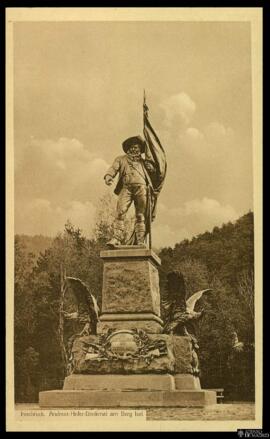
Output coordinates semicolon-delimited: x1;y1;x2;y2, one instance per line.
135;217;146;246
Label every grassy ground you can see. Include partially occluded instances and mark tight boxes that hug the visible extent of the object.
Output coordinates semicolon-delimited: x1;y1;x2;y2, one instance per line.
15;403;255;421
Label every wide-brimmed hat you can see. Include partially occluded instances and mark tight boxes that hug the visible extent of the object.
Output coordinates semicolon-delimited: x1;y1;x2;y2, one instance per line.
122;135;146;153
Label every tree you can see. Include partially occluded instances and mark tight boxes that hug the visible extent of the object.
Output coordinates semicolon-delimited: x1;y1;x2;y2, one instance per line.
15;347;40;402
93;192;136;245
93;192;116;244
14;237;38;401
237;269;254;322
158;212;255;400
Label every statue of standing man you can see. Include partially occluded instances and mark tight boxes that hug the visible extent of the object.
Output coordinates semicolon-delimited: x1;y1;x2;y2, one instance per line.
104;94;167;248
104;135;156;247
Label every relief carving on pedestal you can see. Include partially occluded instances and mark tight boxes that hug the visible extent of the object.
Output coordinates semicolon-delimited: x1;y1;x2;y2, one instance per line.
84;329;168;365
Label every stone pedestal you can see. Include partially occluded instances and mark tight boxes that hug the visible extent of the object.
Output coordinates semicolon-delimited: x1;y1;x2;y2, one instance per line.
39;248;216;408
97;249;163;334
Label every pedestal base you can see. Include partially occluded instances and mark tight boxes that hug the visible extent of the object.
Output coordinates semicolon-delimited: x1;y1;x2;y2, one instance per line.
63;373;200;391
39;389;216;408
39;374;216;407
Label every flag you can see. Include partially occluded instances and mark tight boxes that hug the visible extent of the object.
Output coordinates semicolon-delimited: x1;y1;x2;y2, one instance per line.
143;100;167;195
143;96;167;229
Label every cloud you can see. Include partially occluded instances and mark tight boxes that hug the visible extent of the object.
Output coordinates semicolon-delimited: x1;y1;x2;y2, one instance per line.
159;94;236;177
15;137;110;205
160;92;196;128
185;127;204;141
154;197;239;248
152;223;190;249
183;197;238;223
179;126;205;152
179;121;235;163
204;122;234;141
15;198;97;237
27;137;109;177
170;197;238;228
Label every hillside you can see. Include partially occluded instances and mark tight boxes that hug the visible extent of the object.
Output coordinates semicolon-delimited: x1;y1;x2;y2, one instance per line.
159;211;254;289
15;234;53;260
158;211;254;399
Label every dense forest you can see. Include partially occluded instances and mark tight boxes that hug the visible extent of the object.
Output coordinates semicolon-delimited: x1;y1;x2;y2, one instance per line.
14;211;255;402
15;235;53;261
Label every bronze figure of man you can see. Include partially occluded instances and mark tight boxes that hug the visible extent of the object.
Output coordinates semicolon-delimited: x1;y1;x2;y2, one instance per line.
104;135;156;247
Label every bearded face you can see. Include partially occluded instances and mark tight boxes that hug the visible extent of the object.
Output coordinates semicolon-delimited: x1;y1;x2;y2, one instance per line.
127;144;142;161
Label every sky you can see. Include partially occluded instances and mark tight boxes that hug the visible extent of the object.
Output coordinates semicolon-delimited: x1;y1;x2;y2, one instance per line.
14;21;253;248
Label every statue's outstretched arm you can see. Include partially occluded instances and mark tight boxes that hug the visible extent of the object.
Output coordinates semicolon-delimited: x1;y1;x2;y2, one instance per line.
104;156;121;180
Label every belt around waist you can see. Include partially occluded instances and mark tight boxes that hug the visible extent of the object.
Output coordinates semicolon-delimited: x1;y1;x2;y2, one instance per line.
123;183;147;187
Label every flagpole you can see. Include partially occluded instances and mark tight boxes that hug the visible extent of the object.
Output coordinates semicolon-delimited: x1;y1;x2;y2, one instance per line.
143;90;152;250
59;264;67;374
148;186;152;250
143;89;145;126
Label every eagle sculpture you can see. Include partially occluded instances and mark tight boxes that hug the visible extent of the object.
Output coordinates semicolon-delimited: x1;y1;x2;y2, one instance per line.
60;277;99;374
162;270;212;376
162;270;212;337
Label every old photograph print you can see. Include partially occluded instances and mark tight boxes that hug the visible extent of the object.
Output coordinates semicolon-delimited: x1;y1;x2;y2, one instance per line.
6;8;263;432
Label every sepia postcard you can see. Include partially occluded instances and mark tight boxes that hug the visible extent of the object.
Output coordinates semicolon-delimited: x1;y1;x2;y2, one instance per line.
6;7;263;432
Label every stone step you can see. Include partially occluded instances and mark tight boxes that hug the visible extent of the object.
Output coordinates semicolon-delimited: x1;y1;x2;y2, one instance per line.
63;374;201;391
39;389;216;408
63;374;175;391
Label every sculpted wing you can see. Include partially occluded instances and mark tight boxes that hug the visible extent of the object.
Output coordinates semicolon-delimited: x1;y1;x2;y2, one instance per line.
186;289;212;312
61;277;99;374
64;277;99;327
